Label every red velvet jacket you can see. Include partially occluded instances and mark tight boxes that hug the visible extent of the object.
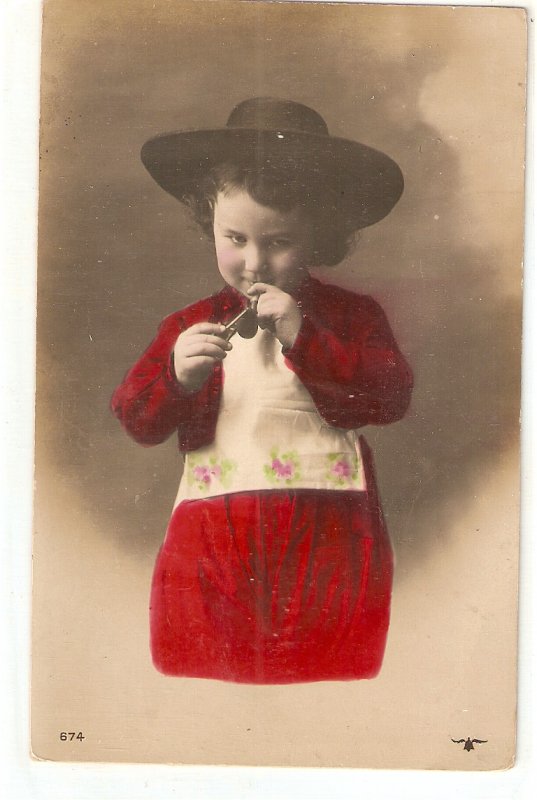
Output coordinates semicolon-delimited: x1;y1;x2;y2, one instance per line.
111;275;413;452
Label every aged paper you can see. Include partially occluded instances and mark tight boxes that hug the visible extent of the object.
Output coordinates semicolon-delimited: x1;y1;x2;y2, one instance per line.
31;0;525;769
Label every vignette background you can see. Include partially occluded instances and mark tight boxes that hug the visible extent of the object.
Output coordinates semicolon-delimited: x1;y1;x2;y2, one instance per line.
32;0;524;769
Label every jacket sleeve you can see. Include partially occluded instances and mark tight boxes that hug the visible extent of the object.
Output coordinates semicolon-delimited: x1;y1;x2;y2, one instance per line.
110;312;202;446
283;293;413;429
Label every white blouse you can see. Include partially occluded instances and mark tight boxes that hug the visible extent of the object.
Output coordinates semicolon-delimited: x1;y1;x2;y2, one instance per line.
174;327;366;505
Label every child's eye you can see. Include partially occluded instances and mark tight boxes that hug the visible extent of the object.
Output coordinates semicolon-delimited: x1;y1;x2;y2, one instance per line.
228;234;246;245
269;239;292;249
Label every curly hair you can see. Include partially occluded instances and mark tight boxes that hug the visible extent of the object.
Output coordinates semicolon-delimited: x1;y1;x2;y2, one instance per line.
182;161;358;267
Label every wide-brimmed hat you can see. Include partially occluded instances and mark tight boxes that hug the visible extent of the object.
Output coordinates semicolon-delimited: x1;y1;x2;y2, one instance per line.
141;97;403;229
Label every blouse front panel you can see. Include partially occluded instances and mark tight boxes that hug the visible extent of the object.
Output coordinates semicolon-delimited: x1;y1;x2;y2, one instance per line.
175;326;366;504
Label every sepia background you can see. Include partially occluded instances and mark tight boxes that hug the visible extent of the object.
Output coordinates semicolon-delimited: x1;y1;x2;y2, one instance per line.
32;0;524;768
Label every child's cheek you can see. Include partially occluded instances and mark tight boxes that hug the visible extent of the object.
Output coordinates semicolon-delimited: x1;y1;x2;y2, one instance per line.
216;244;240;274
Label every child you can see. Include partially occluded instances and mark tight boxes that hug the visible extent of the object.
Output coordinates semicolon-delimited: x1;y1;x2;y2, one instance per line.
111;98;413;684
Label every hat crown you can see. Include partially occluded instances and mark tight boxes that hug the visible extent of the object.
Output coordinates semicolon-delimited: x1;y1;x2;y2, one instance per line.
226;97;329;136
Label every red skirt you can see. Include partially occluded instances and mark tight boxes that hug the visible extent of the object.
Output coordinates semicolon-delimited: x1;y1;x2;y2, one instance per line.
150;485;393;684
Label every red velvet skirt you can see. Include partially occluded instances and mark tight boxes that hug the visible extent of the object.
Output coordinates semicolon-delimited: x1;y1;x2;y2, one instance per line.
150;489;393;684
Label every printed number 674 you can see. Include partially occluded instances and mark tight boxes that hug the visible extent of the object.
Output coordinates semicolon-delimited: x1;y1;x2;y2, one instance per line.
59;731;85;741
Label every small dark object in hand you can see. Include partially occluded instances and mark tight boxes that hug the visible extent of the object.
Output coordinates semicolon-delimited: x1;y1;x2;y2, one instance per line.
222;301;258;341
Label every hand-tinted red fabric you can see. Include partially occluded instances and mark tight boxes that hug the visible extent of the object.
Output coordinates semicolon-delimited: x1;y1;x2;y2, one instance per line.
110;276;413;450
111;276;412;683
150;489;393;684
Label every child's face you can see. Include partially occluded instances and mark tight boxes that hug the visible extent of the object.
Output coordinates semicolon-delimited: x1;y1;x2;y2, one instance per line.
212;188;314;295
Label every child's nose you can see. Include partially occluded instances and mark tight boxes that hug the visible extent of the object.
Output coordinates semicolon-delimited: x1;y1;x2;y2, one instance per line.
244;246;269;279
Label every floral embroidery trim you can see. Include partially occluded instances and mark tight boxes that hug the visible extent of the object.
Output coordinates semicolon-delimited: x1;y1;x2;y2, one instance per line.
326;453;360;487
263;448;301;486
188;456;236;492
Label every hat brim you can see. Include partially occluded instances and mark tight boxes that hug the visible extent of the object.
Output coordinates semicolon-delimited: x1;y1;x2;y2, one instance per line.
141;128;403;229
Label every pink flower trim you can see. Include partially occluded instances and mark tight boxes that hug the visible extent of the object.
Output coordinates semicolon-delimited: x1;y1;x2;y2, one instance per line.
264;449;301;485
189;457;235;492
326;454;359;487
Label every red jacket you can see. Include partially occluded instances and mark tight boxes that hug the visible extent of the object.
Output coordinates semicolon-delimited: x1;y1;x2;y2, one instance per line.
111;275;413;452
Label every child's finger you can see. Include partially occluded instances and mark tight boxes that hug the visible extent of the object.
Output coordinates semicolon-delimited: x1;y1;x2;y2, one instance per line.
184;333;232;350
177;332;231;352
186;355;223;369
183;322;227;337
182;333;233;351
184;343;229;360
247;282;276;297
255;294;282;319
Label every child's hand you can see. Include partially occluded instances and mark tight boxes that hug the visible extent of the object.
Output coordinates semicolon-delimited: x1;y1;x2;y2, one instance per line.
173;322;231;392
247;283;303;349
